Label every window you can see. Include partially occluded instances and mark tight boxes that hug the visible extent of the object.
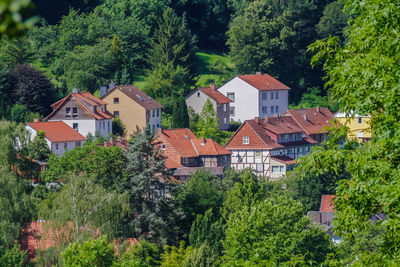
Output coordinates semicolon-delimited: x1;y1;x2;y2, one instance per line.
157;109;160;117
271;92;274;100
262;92;267;100
152;110;155;117
64;143;67;149
358;131;363;138
222;155;227;163
275;92;279;99
66;107;71;118
224;117;227;124
113;97;119;104
275;105;279;113
75;141;81;147
358;117;362;124
55;143;58;150
223;104;227;112
114;111;120;116
262;106;267;113
157;124;160;128
108;121;110;132
243;136;249;144
284;134;289;142
255;151;261;157
72;123;78;131
197;92;201;97
152;124;155;132
161;144;166;150
271;106;274;113
256;163;264;172
103;122;105;129
272;166;284;173
227;92;235;102
72;107;78;117
230;106;235;116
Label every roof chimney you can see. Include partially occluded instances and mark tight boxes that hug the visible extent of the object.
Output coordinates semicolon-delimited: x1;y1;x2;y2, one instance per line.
201;137;206;145
316;107;320;113
256;71;262;75
255;117;259;124
303;114;308;121
273;114;279;118
264;116;269;122
72;88;78;93
100;86;107;98
33;118;40;123
209;83;216;90
185;128;189;139
109;81;116;90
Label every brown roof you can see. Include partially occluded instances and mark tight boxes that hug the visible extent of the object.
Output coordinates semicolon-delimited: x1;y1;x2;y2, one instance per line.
157;128;231;163
237;73;290;91
105;85;163;110
26;121;87;142
320;195;336;212
188;86;232;104
45;92;113;120
284;108;335;135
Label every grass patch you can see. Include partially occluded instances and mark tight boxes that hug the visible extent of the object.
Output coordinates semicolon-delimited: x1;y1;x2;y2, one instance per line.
196;51;232;75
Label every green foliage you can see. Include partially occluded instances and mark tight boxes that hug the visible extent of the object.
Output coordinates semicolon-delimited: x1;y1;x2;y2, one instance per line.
171;96;189;128
183;241;219;267
43;141;126;189
8;64;55;115
10;103;40;123
289;87;338;112
40;172;129;238
28;130;51;161
195;98;221;142
124;126;182;245
112;116;126;137
0;244;28;267
222;193;332;265
0;0;38;38
161;241;192;267
0;37;33;68
119;240;161;267
62;236;116;267
317;0;348;39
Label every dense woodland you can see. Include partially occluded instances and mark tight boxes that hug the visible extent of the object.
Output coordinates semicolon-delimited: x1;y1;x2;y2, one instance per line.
0;0;399;266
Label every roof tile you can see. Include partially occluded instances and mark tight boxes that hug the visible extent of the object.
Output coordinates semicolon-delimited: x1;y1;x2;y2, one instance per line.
237;73;290;91
26;121;87;142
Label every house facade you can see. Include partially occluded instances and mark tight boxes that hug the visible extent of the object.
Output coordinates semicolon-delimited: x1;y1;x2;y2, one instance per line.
45;90;113;138
25;120;87;157
335;112;372;142
217;72;290;122
225;116;316;179
101;85;162;136
157;128;231;181
185;84;232;130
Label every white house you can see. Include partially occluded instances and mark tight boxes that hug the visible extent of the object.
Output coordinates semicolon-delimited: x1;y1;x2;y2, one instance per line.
25;120;87;157
217;72;290;122
45;89;113;137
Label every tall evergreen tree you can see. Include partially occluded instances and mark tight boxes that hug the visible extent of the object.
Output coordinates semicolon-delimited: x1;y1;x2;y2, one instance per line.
124;126;182;245
28;130;52;162
195;99;221;142
171;96;189;128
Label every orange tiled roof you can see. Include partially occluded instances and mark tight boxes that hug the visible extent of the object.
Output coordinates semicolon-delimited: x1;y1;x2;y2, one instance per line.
285;108;335;135
237;73;290;91
45;92;113;121
271;155;297;165
26;121;87;142
320;195;336;212
196;86;232;104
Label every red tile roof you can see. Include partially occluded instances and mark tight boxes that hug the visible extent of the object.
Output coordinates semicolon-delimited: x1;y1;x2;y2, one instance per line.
284;108;335;135
237;73;290;91
103;85;163;110
320;195;336;212
225;117;316;150
157;129;231;168
270;156;297;165
189;86;232;104
26;121;87;142
45;92;113;121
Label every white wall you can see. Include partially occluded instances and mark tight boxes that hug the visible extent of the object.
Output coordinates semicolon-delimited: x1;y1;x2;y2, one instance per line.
218;77;260;122
49;119;96;138
25;126;51;148
148;108;162;132
95;119;113;137
258;90;289;117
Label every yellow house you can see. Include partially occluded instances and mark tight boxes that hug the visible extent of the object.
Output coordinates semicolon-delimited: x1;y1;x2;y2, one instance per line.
335;112;373;141
101;85;162;137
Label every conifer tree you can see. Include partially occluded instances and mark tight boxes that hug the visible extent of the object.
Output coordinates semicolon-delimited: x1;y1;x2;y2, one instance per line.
28;130;52;162
195;99;221;142
124;125;182;245
171;96;189;128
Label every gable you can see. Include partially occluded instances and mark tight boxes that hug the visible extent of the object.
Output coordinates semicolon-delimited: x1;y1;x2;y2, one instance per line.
46;97;94;121
225;122;269;150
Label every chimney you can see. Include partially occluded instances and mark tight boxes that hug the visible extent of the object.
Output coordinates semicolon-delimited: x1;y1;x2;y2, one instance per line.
256;71;262;75
264;116;269;122
109;81;116;90
316;107;320;113
273;114;279;118
185;128;189;139
72;88;78;93
202;137;206;145
303;114;308;121
100;86;107;98
33;118;40;123
209;83;216;90
254;117;259;124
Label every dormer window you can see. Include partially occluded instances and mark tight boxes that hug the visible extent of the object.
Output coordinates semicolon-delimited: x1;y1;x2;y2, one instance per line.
243;136;249;144
66;107;71;118
72;107;78;117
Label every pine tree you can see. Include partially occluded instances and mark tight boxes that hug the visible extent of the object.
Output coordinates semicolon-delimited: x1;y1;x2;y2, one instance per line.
171;96;189;128
28;130;52;161
124;125;182;245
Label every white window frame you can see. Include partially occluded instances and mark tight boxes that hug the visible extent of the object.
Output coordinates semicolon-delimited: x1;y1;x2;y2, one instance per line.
227;92;235;102
243;136;249;144
230;106;235;116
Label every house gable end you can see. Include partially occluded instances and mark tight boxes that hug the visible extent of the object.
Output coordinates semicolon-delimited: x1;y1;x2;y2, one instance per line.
225;122;269;150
